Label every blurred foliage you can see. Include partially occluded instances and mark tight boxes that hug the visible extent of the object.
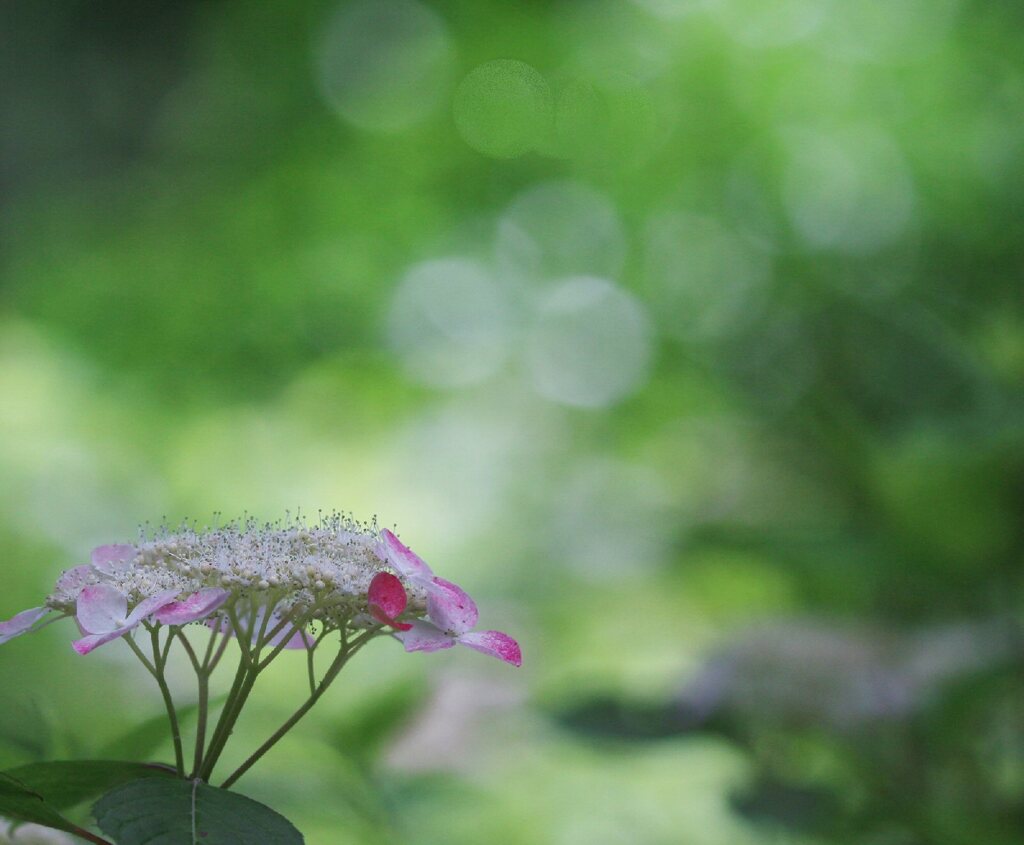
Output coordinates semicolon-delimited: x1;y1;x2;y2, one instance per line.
1;0;1023;843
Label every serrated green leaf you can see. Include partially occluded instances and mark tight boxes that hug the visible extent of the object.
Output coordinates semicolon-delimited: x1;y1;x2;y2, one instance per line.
0;770;110;843
93;777;305;845
5;760;176;811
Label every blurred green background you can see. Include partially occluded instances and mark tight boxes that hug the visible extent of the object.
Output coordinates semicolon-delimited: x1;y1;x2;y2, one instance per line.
1;1;1023;843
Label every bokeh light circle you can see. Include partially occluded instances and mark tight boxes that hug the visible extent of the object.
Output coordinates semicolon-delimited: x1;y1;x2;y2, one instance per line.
388;257;512;388
525;276;652;408
496;180;627;284
315;0;455;132
781;125;915;254
453;59;553;158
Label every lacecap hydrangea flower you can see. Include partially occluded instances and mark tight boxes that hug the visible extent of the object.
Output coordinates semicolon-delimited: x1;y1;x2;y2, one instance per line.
0;514;520;786
2;514;520;666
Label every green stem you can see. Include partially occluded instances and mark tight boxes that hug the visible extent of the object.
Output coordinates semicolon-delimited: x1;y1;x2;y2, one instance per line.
219;631;375;790
202;668;259;780
256;614;315;671
306;637;318;696
200;622;221;667
200;623;308;779
192;670;210;778
206;625;233;674
125;631;185;777
226;604;256;662
175;628;202;673
198;652;252;781
171;628;212;778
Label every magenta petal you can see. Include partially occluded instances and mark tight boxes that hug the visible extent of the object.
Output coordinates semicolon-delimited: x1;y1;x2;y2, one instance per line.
368;573;407;618
381;529;434;580
154;589;230;625
368;572;412;630
426;577;479;635
0;607;50;645
398;620;456;653
90;544;136;574
76;584;129;634
458;630;522;667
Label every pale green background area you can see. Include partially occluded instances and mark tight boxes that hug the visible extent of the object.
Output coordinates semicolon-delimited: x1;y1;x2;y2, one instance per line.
1;1;1023;843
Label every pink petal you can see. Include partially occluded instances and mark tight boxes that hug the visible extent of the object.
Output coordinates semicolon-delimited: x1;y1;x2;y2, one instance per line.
368;572;412;631
72;628;133;655
153;589;230;626
0;607;50;645
427;577;479;636
124;589;184;627
72;589;179;655
380;529;434;580
76;584;129;634
398;620;456;653
458;630;522;667
91;544;136;574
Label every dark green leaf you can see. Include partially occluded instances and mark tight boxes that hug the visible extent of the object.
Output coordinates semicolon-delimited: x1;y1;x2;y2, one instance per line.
0;770;110;843
94;777;305;845
5;760;176;811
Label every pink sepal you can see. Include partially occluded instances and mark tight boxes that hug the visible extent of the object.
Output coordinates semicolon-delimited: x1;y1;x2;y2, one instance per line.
427;577;479;635
154;589;230;625
368;572;412;631
72;588;179;655
0;607;50;645
398;620;456;653
76;584;128;634
73;628;134;655
127;590;182;625
54;565;93;596
458;630;522;667
91;544;136;574
381;529;434;580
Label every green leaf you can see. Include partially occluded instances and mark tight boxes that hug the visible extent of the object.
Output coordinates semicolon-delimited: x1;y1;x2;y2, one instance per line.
5;760;176;811
93;777;305;845
0;770;109;843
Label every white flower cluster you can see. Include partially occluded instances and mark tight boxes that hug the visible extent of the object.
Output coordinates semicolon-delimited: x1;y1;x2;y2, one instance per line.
45;513;428;630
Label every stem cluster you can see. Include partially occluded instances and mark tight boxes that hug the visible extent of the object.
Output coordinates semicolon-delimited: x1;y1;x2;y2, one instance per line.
127;597;383;788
